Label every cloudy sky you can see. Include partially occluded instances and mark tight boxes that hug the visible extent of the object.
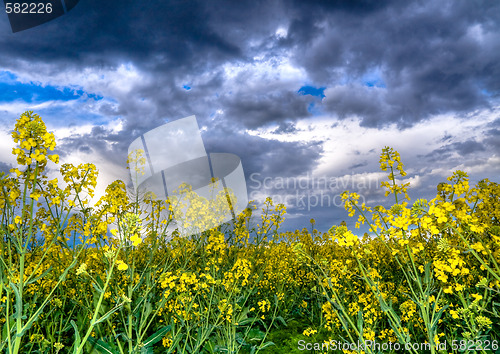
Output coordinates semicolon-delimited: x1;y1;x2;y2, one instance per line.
0;0;499;233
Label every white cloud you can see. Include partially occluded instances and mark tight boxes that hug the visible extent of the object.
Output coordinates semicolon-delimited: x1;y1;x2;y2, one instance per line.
221;55;307;91
275;27;288;38
246;105;500;196
7;62;148;102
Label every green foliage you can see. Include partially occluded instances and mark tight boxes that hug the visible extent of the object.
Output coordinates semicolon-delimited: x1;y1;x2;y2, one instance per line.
1;112;500;353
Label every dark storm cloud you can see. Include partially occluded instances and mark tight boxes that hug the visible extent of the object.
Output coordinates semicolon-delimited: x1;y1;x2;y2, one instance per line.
2;0;499;132
440;133;454;143
322;85;394;127
423;138;486;164
454;140;486;156
202;125;324;179
0;161;12;174
349;161;368;170
288;0;500;127
55;125;128;163
221;90;312;129
0;0;251;142
484;128;500;152
272;122;298;134
487;117;500;128
0;0;241;69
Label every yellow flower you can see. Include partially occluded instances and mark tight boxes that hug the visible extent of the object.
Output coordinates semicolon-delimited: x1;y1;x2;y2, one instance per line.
76;263;88;276
449;310;459;319
30;191;42;201
162;337;173;347
54;342;64;351
471;293;483;302
116;260;128;271
10;168;22;177
48;154;59;163
303;327;318;337
130;233;142;246
11;111;58;170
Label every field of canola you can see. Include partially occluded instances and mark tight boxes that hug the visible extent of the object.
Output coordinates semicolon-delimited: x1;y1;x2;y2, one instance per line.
0;111;499;353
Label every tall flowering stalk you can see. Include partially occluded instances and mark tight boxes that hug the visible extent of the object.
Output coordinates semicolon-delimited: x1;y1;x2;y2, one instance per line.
0;112;96;353
336;147;447;353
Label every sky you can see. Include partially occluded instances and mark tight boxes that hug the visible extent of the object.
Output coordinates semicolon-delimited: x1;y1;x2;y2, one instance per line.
0;0;499;233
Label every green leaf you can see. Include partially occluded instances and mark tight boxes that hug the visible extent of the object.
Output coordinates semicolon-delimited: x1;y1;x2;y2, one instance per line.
258;341;275;350
8;282;22;322
93;305;123;326
25;266;53;285
138;300;152;329
71;320;81;350
357;310;364;333
237;317;259;326
1;317;15;350
19;260;79;338
143;326;171;347
274;316;287;327
430;304;449;332
140;346;153;354
92;282;104;294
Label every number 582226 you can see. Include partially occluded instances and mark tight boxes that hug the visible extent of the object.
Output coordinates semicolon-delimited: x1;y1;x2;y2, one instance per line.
5;2;53;14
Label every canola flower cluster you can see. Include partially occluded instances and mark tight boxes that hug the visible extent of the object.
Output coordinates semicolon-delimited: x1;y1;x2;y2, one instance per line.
11;111;58;169
0;112;499;354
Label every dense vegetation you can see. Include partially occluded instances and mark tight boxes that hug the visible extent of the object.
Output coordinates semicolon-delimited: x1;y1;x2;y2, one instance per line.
1;111;499;353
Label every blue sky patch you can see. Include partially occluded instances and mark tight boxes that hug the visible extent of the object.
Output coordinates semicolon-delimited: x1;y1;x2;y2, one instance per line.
362;70;386;88
481;88;494;97
0;70;18;83
298;85;326;98
364;79;386;88
0;74;102;103
0;81;78;103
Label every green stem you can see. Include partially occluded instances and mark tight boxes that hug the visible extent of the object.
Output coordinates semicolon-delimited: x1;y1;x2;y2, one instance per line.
75;249;121;354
